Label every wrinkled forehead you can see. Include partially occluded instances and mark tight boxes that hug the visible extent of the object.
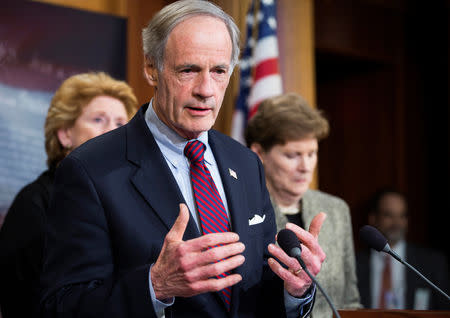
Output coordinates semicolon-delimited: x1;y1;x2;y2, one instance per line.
164;15;232;60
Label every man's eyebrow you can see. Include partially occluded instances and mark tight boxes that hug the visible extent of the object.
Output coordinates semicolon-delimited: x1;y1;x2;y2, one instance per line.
174;63;229;71
213;64;229;70
175;64;198;71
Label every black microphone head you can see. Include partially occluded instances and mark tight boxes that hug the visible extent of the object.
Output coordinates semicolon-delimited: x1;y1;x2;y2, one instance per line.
359;225;388;252
277;229;301;255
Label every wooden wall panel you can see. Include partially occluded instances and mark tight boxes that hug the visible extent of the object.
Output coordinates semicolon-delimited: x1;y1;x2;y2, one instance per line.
278;0;316;107
314;0;408;250
126;0;168;106
34;0;127;17
277;0;318;189
315;0;449;259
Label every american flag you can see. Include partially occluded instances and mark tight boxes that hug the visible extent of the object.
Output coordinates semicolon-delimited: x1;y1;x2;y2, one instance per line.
231;0;283;144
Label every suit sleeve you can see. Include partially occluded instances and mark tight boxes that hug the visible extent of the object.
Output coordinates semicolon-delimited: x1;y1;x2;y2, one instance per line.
39;156;156;318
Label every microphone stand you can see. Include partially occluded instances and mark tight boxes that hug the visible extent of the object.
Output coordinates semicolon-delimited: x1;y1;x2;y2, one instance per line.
295;256;342;318
384;247;450;302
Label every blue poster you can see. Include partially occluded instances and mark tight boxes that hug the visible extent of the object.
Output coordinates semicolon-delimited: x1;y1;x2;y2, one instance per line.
0;1;126;221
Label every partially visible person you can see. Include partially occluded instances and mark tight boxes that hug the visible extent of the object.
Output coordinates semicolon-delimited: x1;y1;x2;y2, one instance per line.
245;92;362;317
356;187;449;310
0;72;138;318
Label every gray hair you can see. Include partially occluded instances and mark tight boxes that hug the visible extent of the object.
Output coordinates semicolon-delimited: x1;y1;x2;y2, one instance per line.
142;0;240;73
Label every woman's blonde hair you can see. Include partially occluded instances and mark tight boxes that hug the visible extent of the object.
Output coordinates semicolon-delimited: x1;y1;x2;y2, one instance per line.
44;72;138;167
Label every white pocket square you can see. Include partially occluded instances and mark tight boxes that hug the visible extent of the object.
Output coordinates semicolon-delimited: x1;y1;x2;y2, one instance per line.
249;214;266;226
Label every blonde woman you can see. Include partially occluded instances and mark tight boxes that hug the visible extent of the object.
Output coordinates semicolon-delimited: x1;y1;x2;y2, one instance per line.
0;72;138;318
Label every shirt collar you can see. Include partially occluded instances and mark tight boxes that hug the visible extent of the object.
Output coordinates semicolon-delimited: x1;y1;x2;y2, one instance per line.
370;238;407;263
392;238;406;259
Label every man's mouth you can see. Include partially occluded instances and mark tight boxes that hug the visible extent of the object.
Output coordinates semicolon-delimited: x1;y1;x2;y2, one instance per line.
187;106;209;110
185;105;213;115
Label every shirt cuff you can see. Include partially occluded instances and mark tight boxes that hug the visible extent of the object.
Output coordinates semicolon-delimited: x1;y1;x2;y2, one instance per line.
149;264;175;317
284;284;316;318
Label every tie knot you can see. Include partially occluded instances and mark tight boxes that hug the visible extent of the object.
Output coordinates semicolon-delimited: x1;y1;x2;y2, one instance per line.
184;140;206;163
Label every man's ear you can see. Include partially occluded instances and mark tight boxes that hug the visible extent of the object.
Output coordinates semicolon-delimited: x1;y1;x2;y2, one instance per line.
57;127;73;149
144;57;158;87
250;143;264;163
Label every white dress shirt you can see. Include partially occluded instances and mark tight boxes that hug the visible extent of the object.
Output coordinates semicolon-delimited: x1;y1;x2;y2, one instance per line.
370;239;406;308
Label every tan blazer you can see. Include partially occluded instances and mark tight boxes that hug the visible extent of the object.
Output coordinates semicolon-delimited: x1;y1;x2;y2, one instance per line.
273;189;362;318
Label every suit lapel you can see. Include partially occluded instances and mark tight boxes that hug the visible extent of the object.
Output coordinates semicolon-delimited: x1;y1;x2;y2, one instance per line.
126;105;200;240
209;131;250;315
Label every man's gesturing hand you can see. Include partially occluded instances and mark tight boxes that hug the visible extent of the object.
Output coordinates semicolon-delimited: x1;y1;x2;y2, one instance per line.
267;212;327;297
151;204;245;300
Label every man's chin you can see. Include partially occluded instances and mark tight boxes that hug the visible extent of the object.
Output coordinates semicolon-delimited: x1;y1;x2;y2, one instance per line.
177;123;214;139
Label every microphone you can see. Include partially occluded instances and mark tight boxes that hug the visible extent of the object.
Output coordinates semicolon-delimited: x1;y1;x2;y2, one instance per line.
277;229;341;318
359;225;450;302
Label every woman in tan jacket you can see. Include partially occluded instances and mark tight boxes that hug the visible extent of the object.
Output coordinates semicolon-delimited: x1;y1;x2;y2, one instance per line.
245;93;362;317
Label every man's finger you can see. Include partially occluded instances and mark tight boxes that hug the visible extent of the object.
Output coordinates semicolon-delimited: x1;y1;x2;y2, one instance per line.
167;203;190;242
184;232;240;253
200;242;245;264
268;243;299;270
189;273;243;295
308;212;326;238
187;254;245;282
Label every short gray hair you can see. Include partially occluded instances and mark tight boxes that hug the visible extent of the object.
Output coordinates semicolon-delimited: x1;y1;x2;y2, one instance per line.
142;0;240;72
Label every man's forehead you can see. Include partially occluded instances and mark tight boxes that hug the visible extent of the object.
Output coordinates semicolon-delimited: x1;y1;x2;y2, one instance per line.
167;15;231;46
163;16;232;67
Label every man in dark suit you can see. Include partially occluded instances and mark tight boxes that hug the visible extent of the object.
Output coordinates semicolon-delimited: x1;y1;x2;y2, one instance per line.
39;1;327;317
356;188;449;310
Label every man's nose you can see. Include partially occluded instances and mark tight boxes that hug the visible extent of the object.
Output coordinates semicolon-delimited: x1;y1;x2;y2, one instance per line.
193;72;214;99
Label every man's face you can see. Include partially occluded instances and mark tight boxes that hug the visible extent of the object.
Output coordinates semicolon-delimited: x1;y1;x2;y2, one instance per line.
146;15;232;139
373;193;408;246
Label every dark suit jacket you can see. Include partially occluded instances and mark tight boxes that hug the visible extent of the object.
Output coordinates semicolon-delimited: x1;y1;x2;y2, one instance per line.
39;104;313;318
0;169;54;318
356;244;449;310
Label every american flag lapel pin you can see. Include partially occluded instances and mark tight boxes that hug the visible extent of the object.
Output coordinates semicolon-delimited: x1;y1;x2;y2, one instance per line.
229;168;237;179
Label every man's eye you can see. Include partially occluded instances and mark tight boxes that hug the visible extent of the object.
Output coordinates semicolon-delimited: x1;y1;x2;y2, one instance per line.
181;69;192;73
214;68;227;75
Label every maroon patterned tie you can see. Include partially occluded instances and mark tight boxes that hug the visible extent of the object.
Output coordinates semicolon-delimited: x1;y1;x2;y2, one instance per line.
184;140;232;310
379;255;392;308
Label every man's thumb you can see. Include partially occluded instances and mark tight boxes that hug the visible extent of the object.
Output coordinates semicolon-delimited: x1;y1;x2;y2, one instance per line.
167;203;190;241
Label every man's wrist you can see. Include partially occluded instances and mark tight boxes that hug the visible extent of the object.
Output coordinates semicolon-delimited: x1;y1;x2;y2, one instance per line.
149;264;175;317
150;264;170;300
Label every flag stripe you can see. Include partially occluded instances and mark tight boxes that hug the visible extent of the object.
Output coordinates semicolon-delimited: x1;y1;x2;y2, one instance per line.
253;57;280;82
248;74;283;109
231;0;283;145
253;36;280;63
